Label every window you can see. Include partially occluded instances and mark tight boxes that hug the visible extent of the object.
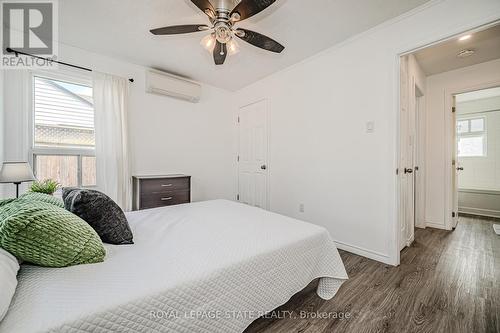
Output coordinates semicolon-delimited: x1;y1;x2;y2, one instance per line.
457;117;486;157
32;75;96;187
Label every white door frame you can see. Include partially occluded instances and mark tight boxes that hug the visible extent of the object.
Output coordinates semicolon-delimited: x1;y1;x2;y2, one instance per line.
236;98;271;210
415;92;426;229
394;20;500;265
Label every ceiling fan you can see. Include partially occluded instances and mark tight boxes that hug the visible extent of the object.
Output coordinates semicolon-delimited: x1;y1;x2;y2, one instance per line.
150;0;285;65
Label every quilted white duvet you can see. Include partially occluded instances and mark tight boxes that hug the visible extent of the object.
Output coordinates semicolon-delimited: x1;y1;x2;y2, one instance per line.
0;200;348;333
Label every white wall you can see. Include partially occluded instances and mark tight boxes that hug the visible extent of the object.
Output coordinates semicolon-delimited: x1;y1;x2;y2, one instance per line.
425;58;500;229
1;43;235;202
234;0;500;264
457;96;500;191
0;69;7;199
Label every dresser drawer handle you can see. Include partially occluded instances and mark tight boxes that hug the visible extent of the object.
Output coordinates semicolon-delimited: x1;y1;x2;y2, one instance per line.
161;184;173;187
161;197;173;201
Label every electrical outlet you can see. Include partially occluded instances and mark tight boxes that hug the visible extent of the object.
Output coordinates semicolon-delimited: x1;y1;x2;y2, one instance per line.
299;204;305;213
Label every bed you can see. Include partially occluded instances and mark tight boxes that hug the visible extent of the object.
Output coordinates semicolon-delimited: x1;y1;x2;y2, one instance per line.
0;200;348;333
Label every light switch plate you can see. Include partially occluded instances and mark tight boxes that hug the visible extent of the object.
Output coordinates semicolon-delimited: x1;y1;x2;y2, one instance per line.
366;121;375;133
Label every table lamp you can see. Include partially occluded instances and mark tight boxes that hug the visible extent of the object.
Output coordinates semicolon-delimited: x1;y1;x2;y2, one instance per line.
0;162;36;198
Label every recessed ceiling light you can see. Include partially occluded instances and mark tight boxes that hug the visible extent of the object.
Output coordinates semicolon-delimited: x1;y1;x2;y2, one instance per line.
459;35;472;41
457;49;475;58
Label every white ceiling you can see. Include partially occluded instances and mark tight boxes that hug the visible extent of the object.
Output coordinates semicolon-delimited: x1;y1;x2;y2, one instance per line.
59;0;430;91
414;24;500;76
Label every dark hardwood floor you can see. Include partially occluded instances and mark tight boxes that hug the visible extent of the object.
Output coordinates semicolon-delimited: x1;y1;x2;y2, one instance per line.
244;216;500;333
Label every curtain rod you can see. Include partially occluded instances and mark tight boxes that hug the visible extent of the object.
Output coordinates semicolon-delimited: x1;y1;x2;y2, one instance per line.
5;48;134;83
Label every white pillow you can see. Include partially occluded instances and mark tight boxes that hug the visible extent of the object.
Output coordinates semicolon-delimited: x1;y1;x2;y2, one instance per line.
0;248;19;321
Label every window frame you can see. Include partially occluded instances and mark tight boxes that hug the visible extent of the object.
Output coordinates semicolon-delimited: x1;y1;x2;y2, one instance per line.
456;116;487;158
29;70;97;188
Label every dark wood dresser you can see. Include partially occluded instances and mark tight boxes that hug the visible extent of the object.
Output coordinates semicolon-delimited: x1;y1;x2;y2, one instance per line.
132;175;191;211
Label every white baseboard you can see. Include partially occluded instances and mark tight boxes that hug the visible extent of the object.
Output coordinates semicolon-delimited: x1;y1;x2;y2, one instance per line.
459;207;500;219
334;240;393;265
425;221;448;230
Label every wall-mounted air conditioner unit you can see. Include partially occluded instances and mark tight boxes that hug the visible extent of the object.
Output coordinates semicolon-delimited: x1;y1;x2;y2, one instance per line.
146;69;201;103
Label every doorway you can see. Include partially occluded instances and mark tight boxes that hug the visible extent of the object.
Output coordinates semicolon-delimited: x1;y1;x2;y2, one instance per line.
398;22;500;258
237;99;270;210
453;86;500;223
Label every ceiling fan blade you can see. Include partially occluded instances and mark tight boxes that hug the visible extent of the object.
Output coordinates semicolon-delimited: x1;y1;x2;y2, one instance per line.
235;29;284;53
150;25;209;35
230;0;277;21
213;41;227;65
191;0;216;18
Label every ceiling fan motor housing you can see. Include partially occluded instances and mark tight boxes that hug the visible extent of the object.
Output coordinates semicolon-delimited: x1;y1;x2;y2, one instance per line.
213;0;240;12
211;0;240;44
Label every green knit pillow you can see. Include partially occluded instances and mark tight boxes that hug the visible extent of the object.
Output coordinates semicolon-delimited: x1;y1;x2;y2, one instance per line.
0;199;15;208
0;200;105;267
18;192;64;208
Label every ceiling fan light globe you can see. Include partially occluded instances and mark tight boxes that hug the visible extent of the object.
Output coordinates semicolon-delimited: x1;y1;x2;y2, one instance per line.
201;34;216;52
230;12;241;21
227;39;240;55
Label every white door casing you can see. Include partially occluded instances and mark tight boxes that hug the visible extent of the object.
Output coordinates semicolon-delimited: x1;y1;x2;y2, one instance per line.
399;57;409;251
237;99;269;209
406;81;419;246
415;93;426;229
451;96;459;228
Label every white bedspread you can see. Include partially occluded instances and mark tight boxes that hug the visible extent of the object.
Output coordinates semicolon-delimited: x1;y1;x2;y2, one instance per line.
0;200;348;333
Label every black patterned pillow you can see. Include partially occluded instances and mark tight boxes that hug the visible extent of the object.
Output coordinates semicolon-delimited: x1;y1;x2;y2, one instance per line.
62;188;133;245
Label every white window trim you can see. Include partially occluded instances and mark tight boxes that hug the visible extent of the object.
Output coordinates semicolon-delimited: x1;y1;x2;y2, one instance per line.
31;68;93;87
457;116;487;158
29;70;96;187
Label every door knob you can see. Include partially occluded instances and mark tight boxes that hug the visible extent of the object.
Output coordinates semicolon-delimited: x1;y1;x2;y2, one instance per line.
457;167;464;171
404;168;413;174
261;165;267;170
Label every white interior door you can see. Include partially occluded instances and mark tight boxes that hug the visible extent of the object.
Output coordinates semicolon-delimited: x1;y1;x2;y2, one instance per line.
399;58;417;251
238;100;269;209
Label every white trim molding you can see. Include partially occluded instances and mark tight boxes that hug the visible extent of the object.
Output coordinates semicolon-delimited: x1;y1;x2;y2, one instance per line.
334;240;393;265
425;222;448;230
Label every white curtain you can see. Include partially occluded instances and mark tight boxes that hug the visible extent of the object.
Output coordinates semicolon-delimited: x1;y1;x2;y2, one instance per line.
93;72;131;211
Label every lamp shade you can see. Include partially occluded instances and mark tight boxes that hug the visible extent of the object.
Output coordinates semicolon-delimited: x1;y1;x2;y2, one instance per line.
0;162;36;183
